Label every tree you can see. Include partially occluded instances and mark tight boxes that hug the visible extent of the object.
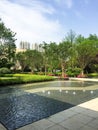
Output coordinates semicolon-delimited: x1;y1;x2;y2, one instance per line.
16;52;27;71
45;42;59;73
65;30;76;68
88;34;98;41
26;50;43;73
40;42;49;75
0;19;16;68
67;34;85;68
65;29;76;44
58;40;71;77
75;39;98;75
75;34;85;44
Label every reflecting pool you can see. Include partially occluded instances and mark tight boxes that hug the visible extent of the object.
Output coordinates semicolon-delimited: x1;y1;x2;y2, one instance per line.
0;80;98;130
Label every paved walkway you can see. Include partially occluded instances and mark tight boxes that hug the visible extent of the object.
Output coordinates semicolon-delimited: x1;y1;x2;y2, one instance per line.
1;97;98;130
70;77;98;82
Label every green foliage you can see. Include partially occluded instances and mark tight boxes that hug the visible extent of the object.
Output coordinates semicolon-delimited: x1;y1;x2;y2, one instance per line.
1;21;98;75
75;39;98;74
46;42;59;71
16;52;27;71
0;67;11;74
65;29;76;44
58;41;71;60
14;31;98;75
87;73;98;78
66;67;81;77
52;71;61;76
16;50;43;72
0;58;8;68
58;40;72;77
26;50;43;72
0;74;54;86
75;34;85;44
0;19;16;68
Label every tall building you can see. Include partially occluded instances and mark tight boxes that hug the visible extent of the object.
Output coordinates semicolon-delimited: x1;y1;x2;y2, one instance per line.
32;43;39;51
32;43;44;52
16;42;44;53
20;41;30;50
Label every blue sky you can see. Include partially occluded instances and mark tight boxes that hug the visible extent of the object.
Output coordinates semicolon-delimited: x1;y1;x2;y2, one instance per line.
0;0;98;48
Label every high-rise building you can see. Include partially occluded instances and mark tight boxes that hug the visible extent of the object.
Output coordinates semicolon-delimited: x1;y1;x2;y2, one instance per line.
32;43;44;52
17;42;44;53
20;41;30;50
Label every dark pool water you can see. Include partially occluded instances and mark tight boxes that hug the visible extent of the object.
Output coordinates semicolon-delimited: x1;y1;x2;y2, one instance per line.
0;80;98;130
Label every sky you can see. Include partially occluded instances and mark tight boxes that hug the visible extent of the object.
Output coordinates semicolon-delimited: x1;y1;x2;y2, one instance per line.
0;0;98;48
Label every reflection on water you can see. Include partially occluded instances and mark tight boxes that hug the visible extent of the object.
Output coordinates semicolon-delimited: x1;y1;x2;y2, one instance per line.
37;89;98;106
0;80;98;103
0;80;98;130
0;80;98;108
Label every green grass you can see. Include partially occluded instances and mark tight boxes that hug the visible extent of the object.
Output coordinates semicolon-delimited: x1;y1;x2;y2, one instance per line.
87;73;98;78
0;74;55;86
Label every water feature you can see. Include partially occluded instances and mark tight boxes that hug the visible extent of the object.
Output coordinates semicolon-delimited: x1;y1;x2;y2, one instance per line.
0;80;98;130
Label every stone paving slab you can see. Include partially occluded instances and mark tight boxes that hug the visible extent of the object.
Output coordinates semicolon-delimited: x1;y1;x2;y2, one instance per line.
67;113;93;124
48;109;77;123
0;124;6;130
87;119;98;129
79;125;98;130
59;117;85;130
17;119;54;130
46;124;68;130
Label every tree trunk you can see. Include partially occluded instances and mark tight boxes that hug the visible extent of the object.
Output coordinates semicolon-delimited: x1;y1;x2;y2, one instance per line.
31;69;34;74
81;69;84;76
61;62;65;78
45;65;47;75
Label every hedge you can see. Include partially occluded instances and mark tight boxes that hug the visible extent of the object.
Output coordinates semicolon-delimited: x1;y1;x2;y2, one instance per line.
0;74;55;86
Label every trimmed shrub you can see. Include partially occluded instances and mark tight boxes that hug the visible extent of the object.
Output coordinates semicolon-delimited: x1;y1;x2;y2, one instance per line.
0;74;55;86
66;67;82;77
54;72;62;76
0;67;11;75
87;73;98;78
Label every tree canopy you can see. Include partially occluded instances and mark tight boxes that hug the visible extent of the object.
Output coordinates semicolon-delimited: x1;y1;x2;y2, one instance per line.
16;33;98;77
1;20;98;77
0;19;16;68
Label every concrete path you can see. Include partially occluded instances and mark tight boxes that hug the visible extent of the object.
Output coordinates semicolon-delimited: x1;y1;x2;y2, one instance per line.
70;77;98;82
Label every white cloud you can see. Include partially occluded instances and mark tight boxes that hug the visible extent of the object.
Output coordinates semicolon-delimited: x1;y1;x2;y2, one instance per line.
0;0;64;48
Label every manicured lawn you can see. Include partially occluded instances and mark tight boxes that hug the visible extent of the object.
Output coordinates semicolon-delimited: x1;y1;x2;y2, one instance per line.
0;74;55;86
87;73;98;78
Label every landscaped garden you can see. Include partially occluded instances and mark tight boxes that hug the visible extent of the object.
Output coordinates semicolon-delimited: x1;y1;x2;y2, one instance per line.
1;19;98;86
1;18;98;130
0;73;55;86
